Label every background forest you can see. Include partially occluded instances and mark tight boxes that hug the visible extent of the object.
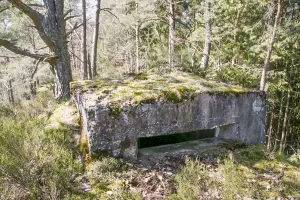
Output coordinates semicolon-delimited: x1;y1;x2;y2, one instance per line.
0;0;300;199
1;0;299;154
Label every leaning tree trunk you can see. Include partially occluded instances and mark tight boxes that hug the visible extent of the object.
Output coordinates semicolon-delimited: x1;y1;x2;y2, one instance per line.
91;0;101;78
260;0;282;91
199;0;211;70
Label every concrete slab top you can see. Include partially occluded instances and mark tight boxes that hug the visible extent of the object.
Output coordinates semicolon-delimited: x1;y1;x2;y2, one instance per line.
71;72;256;108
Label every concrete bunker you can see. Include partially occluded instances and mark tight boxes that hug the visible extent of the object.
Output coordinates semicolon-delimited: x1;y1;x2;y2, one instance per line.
71;72;266;159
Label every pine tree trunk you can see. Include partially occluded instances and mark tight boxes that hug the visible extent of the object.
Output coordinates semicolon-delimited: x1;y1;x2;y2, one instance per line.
279;90;291;153
43;0;72;100
135;3;140;74
81;0;88;79
260;0;282;91
199;0;211;70
88;53;92;79
91;0;101;78
2;0;73;100
267;110;275;151
168;0;175;69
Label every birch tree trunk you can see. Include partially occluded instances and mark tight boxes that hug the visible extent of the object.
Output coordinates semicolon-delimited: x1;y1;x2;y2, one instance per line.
91;0;101;78
260;0;282;91
199;0;211;70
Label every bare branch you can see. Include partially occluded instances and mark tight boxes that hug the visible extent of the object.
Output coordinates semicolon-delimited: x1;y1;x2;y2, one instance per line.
0;39;53;61
66;21;81;40
66;22;83;37
65;15;80;21
28;3;44;8
30;59;42;80
101;8;119;21
8;0;43;23
63;9;73;18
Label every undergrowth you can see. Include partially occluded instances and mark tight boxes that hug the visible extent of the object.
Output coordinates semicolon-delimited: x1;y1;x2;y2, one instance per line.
0;91;80;199
170;146;300;199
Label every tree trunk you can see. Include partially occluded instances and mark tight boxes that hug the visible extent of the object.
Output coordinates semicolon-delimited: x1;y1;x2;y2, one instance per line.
168;0;175;69
135;2;140;74
199;0;211;70
260;0;282;91
267;110;275;151
135;23;140;74
91;0;101;78
7;79;14;103
1;0;73;100
279;90;290;153
88;53;92;79
81;0;88;79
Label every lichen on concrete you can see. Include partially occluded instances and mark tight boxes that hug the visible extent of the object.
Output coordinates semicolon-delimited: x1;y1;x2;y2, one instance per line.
72;71;266;159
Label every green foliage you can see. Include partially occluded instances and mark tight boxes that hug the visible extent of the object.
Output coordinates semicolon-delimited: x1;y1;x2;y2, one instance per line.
170;158;218;200
86;157;121;183
218;154;253;199
0;97;80;199
216;66;260;88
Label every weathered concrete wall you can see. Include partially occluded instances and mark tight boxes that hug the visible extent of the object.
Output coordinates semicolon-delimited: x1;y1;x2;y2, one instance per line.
74;91;266;159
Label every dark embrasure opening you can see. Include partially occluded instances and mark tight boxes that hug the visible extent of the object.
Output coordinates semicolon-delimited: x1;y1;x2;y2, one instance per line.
138;129;215;149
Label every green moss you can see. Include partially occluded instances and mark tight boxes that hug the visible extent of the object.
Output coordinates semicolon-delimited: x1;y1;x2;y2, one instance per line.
71;71;251;106
201;81;219;88
160;86;197;103
108;103;122;118
132;73;148;80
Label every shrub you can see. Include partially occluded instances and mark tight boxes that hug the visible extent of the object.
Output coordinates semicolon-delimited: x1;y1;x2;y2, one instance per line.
169;158;213;200
216;66;259;88
0;98;80;199
218;155;253;199
86;157;121;183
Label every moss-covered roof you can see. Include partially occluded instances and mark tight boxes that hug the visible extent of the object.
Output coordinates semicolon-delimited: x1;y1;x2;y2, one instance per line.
70;72;253;107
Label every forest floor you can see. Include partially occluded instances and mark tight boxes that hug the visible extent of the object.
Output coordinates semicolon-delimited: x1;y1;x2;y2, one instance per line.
1;92;299;200
50;101;300;200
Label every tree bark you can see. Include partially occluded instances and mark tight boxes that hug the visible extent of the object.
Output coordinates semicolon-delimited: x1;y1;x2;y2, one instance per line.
81;0;88;79
134;2;140;74
199;0;211;70
279;90;290;153
5;0;72;100
91;0;101;78
260;0;282;91
267;109;275;151
168;0;175;69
